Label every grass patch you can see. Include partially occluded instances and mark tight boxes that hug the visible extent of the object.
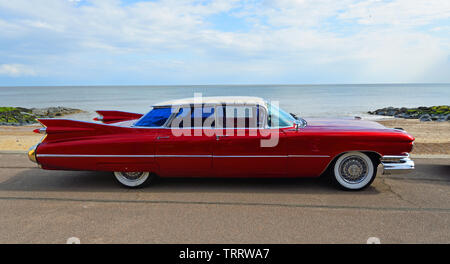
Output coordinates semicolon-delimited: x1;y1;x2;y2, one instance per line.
0;107;18;112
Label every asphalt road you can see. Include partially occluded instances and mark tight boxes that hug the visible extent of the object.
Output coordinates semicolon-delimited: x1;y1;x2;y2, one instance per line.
0;153;449;243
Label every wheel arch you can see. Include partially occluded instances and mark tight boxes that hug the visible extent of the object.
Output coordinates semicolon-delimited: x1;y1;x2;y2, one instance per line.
320;150;382;177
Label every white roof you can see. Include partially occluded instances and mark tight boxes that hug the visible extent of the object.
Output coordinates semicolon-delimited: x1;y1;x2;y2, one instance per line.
153;96;267;107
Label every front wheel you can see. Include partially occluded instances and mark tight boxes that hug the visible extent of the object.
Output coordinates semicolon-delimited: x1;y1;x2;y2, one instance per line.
113;171;153;188
331;152;377;190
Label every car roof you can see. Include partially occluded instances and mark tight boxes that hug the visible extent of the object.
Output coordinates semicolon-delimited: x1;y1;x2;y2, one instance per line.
153;96;267;108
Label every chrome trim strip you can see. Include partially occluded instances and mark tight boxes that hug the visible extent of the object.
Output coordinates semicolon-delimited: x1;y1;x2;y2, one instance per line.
381;153;410;160
157;155;211;158
37;154;155;158
37;154;330;158
214;155;286;158
288;155;330;158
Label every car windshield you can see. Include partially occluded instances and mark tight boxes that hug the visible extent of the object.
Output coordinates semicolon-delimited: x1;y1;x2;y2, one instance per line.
267;103;296;127
134;107;172;127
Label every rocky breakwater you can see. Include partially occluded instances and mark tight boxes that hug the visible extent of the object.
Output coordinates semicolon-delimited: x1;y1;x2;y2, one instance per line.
0;106;83;126
368;106;450;122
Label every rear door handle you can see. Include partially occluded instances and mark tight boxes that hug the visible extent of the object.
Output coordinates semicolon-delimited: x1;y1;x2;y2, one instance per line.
216;135;229;141
157;136;170;140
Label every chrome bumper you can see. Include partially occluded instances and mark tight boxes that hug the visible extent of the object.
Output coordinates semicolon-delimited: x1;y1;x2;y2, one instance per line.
381;154;414;175
28;144;39;164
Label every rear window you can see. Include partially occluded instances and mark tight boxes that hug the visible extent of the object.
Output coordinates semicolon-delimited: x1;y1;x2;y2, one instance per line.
134;108;172;127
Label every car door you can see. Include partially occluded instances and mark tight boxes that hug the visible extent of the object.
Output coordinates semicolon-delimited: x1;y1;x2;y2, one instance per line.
154;105;215;177
212;104;288;177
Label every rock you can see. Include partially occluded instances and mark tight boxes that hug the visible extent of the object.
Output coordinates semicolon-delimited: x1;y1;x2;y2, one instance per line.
418;106;430;111
386;110;397;116
419;114;432;122
0;106;82;126
369;105;450;121
31;108;48;116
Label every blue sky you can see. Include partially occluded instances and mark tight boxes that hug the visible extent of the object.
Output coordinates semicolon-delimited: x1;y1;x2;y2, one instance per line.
0;0;449;86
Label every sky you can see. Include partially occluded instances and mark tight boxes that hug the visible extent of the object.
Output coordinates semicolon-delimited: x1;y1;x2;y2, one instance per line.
0;0;449;86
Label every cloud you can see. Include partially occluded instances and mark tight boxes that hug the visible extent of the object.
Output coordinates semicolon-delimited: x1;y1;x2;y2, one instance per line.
0;64;37;77
0;0;449;85
339;0;450;26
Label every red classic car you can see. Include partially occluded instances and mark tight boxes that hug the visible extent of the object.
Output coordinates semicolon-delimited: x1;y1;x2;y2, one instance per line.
28;96;415;190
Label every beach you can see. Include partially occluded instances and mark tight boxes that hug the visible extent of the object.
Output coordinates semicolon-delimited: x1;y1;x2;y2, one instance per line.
376;119;450;155
1;118;448;155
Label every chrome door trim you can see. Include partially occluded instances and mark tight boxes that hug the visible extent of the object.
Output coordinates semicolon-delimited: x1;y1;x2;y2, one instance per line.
37;154;330;158
36;154;156;158
288;155;330;158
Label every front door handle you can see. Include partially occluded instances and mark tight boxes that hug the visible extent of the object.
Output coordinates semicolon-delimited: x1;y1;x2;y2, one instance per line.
157;136;170;140
216;135;229;141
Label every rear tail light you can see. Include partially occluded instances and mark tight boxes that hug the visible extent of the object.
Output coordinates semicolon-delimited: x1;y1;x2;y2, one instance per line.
93;115;103;121
33;128;47;134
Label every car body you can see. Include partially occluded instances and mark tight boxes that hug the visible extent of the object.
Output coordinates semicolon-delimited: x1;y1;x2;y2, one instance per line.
28;96;415;190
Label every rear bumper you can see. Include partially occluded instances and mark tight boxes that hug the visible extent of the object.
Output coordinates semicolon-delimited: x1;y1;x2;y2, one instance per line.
381;154;414;175
28;144;39;164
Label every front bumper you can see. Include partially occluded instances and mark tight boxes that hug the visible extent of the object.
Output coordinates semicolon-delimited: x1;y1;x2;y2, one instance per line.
381;154;414;175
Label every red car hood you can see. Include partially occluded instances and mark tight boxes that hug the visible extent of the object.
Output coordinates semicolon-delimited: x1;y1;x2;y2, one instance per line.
304;118;387;130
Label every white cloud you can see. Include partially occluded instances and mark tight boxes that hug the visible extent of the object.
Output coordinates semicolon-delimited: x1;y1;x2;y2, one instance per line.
339;0;450;26
0;0;449;84
0;64;37;77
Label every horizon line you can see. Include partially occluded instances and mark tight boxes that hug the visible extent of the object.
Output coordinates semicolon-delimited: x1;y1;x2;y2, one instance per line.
1;82;450;88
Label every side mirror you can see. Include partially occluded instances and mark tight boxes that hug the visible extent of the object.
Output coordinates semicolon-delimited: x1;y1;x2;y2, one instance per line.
294;120;300;131
294;118;307;131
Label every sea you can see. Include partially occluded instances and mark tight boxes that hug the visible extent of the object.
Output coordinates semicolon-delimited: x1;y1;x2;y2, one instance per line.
0;83;449;121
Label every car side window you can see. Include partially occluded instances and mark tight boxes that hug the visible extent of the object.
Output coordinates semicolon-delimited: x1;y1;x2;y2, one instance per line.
169;106;215;128
216;105;261;128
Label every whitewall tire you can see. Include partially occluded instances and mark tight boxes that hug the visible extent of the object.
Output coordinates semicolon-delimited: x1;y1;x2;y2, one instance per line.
332;152;376;190
113;171;152;188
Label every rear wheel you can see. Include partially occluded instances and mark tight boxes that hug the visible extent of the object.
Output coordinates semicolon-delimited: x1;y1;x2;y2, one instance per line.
331;152;376;190
113;171;152;188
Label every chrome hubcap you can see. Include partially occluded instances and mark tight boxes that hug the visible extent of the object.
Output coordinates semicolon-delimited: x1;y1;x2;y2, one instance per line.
120;172;144;181
339;155;368;183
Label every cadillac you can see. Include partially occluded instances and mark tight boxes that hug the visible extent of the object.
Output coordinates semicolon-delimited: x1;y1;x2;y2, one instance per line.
28;96;415;190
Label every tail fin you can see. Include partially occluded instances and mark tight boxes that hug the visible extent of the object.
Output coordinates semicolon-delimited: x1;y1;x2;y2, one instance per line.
37;118;128;142
94;110;143;124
